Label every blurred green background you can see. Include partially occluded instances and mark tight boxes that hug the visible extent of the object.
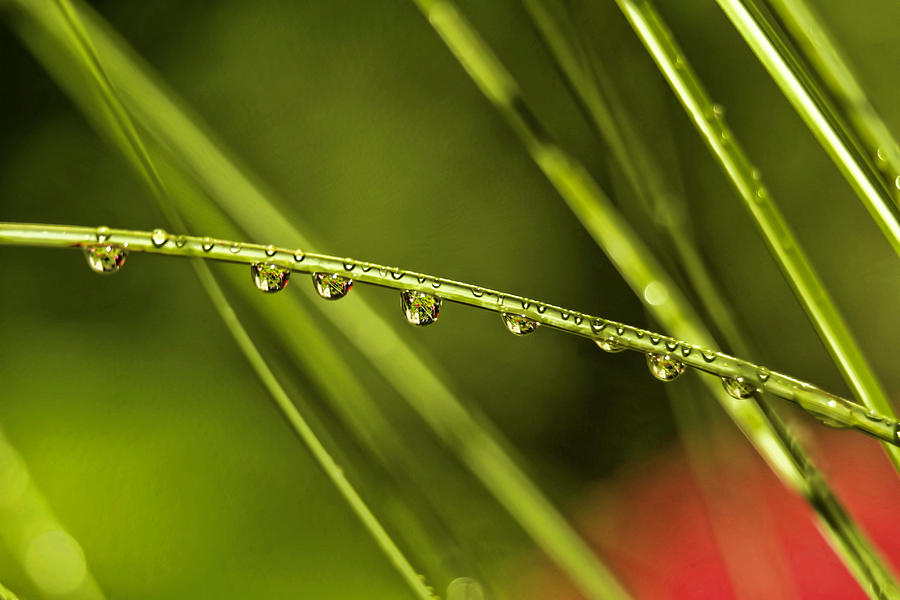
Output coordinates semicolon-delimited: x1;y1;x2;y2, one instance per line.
1;0;900;598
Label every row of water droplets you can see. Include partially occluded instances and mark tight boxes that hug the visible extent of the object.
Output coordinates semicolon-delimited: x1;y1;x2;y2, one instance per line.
83;226;763;399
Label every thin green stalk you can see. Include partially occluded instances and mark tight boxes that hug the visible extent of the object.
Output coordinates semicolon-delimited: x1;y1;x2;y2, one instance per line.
10;2;630;596
47;4;436;597
3;220;896;445
764;0;900;189
0;582;20;600
708;0;900;258
411;1;900;596
614;0;900;473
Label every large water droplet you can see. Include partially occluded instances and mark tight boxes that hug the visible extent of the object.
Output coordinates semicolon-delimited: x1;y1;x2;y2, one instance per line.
646;353;685;381
722;376;755;399
250;263;290;293
595;336;625;353
501;313;539;335
312;273;353;300
150;228;168;248
401;290;441;326
84;244;127;274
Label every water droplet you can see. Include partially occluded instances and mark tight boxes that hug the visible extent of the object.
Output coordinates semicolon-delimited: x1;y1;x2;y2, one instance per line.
520;299;531;310
591;319;606;333
722;376;755;399
84;244;127;274
895;175;900;190
96;226;110;243
379;267;388;277
175;235;187;248
863;410;885;423
390;269;404;280
250;263;290;293
756;186;768;199
447;578;484;600
265;244;277;257
293;249;305;262
343;261;355;272
417;276;426;284
720;128;730;141
574;315;583;325
536;305;546;314
401;290;442;326
616;326;625;336
644;281;669;306
876;146;888;163
712;103;725;118
150;228;168;248
665;340;678;352
815;415;849;429
361;264;372;272
229;242;242;254
646;353;685;381
650;335;661;344
757;367;770;382
497;295;505;306
501;313;539;336
596;336;625;353
313;273;353;300
560;311;570;320
201;237;214;252
431;279;441;288
701;350;717;362
471;287;484;297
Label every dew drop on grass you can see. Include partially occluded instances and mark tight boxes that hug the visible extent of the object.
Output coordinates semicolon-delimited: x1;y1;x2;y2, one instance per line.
250;263;290;293
175;235;187;248
595;336;625;353
201;237;214;252
95;226;110;243
229;243;242;254
84;244;127;274
447;577;484;600
501;313;539;336
293;249;305;262
312;273;353;300
401;290;442;326
150;228;168;248
265;244;277;257
722;376;755;399
646;353;685;381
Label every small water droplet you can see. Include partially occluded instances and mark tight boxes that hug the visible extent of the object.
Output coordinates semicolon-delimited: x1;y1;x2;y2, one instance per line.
447;578;484;600
591;319;606;333
379;267;388;277
431;279;441;288
229;242;242;254
401;290;441;326
574;315;583;325
596;336;625;353
863;410;884;423
471;287;484;297
251;263;290;293
560;312;570;320
681;345;692;357
616;326;625;336
96;226;111;243
757;367;770;382
646;353;685;381
750;168;762;180
390;269;404;280
265;245;277;257
650;335;661;344
361;264;372;272
175;235;187;248
150;228;168;248
293;249;305;262
497;295;505;306
201;237;214;252
894;175;900;190
313;273;353;300
84;244;127;274
722;376;755;399
521;299;531;310
665;340;678;352
701;350;717;362
720;128;730;141
712;103;725;118
417;276;426;284
343;261;355;272
876;146;888;163
536;305;546;314
756;186;768;199
501;313;539;336
815;415;849;429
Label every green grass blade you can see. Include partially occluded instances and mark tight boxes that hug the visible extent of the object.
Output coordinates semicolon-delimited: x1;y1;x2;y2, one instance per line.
44;3;437;597
9;1;630;597
709;0;900;256
614;0;900;473
412;0;900;596
765;0;900;187
0;582;20;600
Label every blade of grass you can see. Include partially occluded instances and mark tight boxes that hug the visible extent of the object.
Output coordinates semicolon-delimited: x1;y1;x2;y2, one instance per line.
8;1;631;597
47;3;437;597
0;428;107;600
0;582;20;600
411;0;900;596
708;0;900;259
765;0;900;189
613;0;900;473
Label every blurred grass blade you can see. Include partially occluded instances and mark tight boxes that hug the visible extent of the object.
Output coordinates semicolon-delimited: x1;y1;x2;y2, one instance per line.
613;0;900;473
8;1;632;597
0;582;20;600
709;0;900;256
764;0;900;189
0;429;107;600
44;3;438;597
413;0;900;596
